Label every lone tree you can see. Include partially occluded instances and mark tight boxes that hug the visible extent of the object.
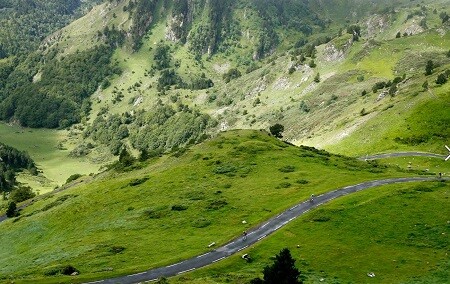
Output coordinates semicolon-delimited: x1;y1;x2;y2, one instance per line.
6;201;17;218
118;147;134;167
251;248;302;284
269;124;285;138
436;73;448;85
425;60;434;75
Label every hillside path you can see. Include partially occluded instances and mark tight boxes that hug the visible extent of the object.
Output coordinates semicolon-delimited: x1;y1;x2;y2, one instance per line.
85;176;447;284
358;152;447;160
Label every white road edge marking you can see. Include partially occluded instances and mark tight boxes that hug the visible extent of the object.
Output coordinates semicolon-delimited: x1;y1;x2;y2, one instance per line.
177;268;195;275
212;257;225;263
129;271;146;277
257;235;267;241
197;252;210;258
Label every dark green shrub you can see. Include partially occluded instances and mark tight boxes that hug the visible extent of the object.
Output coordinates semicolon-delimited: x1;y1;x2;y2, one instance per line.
278;165;296;173
192;218;211;228
44;265;79;276
278;182;292;188
213;164;236;176
171;204;188;211
61;265;79;275
144;207;168;219
109;246;126;254
129;177;149;186
9;186;35;203
206;199;228;210
66;174;82;184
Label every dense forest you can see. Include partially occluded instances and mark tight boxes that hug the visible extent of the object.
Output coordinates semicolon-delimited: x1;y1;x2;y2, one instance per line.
0;142;36;192
0;0;102;57
0;45;120;128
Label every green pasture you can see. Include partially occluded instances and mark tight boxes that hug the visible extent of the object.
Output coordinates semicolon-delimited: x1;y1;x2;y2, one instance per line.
377;156;450;177
0;130;419;283
0;123;101;193
171;180;449;284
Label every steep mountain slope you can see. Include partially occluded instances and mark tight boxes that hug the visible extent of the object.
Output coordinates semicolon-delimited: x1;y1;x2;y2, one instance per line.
0;0;449;190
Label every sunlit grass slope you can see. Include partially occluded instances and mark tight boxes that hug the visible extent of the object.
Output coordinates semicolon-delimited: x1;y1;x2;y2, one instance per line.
171;180;449;284
0;123;102;193
0;130;419;283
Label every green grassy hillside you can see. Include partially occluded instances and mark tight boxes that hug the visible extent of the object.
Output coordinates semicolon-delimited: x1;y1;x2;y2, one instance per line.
0;122;107;194
0;130;425;283
0;1;449;282
171;181;449;284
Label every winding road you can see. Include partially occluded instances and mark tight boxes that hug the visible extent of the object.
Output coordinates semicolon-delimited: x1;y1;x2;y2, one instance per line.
358;152;447;160
84;176;447;284
1;152;447;283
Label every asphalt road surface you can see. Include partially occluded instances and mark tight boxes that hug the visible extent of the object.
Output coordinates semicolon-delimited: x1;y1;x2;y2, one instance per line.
359;152;447;160
84;176;447;284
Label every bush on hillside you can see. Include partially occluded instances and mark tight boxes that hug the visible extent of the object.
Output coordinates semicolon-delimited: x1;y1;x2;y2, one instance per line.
223;68;241;83
269;124;284;138
278;165;296;173
9;186;35;203
6;201;17;217
66;174;83;184
251;248;302;284
44;264;79;276
436;72;448;85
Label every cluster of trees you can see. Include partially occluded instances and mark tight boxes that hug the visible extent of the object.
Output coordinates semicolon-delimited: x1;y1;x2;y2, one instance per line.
85;113;130;155
371;75;405;96
223;68;242;83
0;45;120;128
85;103;213;156
347;25;361;41
152;43;213;91
188;0;236;57
0;142;36;193
425;60;449;86
252;0;326;59
97;25;126;48
130;103;212;153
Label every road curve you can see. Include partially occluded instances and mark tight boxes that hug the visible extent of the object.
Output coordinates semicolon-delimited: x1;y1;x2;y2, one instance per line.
84;176;447;284
358;152;447;160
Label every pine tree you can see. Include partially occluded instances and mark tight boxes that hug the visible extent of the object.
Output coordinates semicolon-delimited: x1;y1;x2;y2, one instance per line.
262;248;302;284
6;201;17;218
425;60;434;75
119;148;134;167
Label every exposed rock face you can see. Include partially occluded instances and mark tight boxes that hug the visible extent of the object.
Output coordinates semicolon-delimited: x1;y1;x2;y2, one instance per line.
403;18;424;36
366;14;389;38
166;14;186;42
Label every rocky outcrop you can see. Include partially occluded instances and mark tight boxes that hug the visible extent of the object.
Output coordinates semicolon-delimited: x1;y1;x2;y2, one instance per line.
166;14;186;42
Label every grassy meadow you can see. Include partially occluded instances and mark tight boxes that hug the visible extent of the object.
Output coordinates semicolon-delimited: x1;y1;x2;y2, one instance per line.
0;123;103;194
170;180;449;284
0;130;426;283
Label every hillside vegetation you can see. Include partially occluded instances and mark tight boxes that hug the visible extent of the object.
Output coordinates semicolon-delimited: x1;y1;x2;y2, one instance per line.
0;130;425;283
1;0;448;163
171;181;449;284
0;1;449;282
